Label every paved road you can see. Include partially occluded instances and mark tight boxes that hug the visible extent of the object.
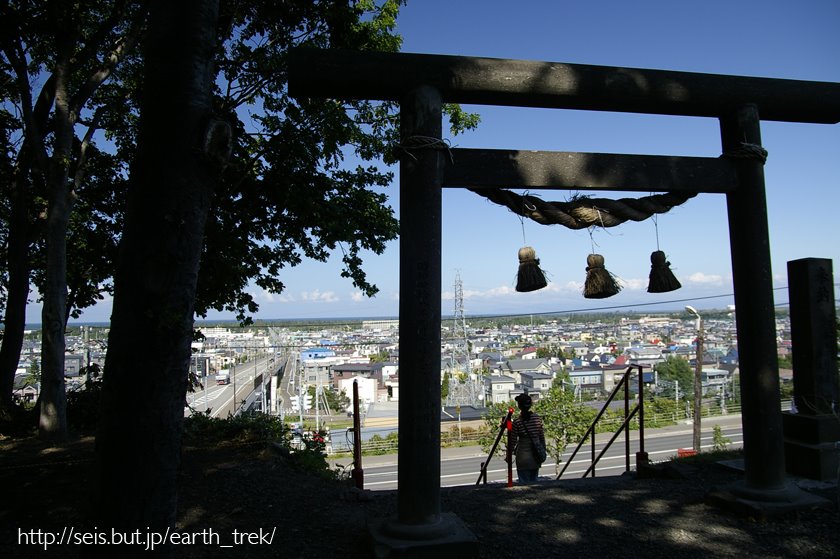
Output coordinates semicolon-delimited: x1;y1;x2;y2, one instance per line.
185;355;273;418
334;415;745;491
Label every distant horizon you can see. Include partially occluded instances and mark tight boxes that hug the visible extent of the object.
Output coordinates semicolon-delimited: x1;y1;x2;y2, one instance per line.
14;303;791;330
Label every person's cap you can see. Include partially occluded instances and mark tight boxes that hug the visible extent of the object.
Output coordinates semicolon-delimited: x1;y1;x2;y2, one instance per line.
515;393;532;407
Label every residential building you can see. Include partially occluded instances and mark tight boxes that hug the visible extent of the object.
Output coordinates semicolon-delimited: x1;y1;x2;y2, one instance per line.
485;375;516;404
520;371;553;394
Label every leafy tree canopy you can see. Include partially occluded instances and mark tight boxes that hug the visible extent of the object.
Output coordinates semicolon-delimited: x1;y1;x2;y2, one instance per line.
1;0;480;326
655;356;694;396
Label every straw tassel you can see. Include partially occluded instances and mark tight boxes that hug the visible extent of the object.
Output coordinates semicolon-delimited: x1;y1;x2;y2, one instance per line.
647;250;682;293
516;246;548;292
583;253;621;299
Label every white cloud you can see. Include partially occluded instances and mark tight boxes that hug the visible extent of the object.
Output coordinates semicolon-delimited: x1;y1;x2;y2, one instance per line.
685;272;725;285
300;289;339;303
544;281;583;294
252;288;294;303
351;291;364;302
620;277;647;291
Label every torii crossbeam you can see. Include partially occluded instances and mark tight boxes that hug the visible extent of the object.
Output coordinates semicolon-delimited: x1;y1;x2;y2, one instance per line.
289;49;840;556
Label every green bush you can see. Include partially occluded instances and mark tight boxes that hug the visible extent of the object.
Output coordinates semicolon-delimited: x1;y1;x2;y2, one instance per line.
363;431;399;455
0;401;37;437
182;410;289;446
712;424;732;451
66;378;104;430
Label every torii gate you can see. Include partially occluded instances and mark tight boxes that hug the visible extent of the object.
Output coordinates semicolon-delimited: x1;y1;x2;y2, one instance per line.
289;49;840;555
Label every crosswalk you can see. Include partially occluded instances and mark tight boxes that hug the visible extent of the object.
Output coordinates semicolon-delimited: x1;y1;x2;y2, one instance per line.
185;389;224;413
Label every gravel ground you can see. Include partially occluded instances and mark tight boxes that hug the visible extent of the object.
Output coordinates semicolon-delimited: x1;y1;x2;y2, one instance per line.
2;436;837;558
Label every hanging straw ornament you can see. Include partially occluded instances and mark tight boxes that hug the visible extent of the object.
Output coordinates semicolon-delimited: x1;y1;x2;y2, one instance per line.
516;246;548;292
583;253;622;299
647;250;681;293
646;213;681;293
513;194;548;293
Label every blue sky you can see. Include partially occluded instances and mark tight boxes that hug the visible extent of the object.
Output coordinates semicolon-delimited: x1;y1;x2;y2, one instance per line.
65;0;840;323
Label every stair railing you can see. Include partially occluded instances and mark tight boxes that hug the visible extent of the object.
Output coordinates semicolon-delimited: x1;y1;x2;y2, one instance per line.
557;365;649;479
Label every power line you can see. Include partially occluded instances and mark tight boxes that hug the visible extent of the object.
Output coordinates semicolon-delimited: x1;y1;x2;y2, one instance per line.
179;282;840;329
460;283;840;321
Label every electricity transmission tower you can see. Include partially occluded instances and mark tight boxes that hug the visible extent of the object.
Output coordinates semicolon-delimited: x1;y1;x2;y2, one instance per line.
446;272;478;406
451;272;470;374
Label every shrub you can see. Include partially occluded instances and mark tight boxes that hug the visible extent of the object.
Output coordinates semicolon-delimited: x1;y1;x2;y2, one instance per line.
182;410;288;446
712;424;732;451
66;378;104;430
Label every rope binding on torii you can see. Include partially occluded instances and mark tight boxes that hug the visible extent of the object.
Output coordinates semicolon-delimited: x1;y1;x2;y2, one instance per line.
464;141;768;229
467;189;697;229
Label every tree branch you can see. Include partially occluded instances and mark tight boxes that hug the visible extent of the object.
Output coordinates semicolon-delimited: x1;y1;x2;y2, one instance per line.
73;107;103;193
1;31;50;177
70;14;145;115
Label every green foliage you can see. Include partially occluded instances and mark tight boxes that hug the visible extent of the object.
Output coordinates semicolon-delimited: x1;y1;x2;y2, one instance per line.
182;412;339;477
777;355;793;369
364;431;399;455
182;410;289;446
23;359;41;386
479;401;515;457
645;396;680;427
441;371;451;401
479;385;600;475
537;383;597;473
306;385;350;413
779;379;795;400
369;351;390;363
598;406;634;433
192;0;479;323
0;401;37;437
656;356;694;398
289;429;332;477
712;424;731;452
66;375;103;430
441;425;479;447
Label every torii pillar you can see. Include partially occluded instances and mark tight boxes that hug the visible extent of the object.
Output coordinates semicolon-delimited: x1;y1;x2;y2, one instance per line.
289;49;840;553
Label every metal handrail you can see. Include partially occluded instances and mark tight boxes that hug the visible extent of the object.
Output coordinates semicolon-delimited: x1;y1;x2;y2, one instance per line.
476;407;514;485
557;365;648;479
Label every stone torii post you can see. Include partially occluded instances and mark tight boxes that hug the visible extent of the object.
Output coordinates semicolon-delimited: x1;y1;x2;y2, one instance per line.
289;49;840;554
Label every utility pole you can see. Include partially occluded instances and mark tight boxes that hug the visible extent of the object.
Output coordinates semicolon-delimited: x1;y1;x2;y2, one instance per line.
204;359;208;413
315;378;320;432
686;306;704;451
298;356;304;427
675;380;679;413
232;361;237;415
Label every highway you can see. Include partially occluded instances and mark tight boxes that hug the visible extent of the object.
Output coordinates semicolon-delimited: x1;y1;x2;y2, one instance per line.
185;353;277;418
335;415;745;491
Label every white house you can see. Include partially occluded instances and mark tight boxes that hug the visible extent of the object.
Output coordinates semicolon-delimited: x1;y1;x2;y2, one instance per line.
337;375;378;411
484;375;516;404
625;345;665;368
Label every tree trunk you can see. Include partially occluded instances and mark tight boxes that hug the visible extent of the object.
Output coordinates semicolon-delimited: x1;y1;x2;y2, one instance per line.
0;171;31;410
91;1;224;555
37;16;76;440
